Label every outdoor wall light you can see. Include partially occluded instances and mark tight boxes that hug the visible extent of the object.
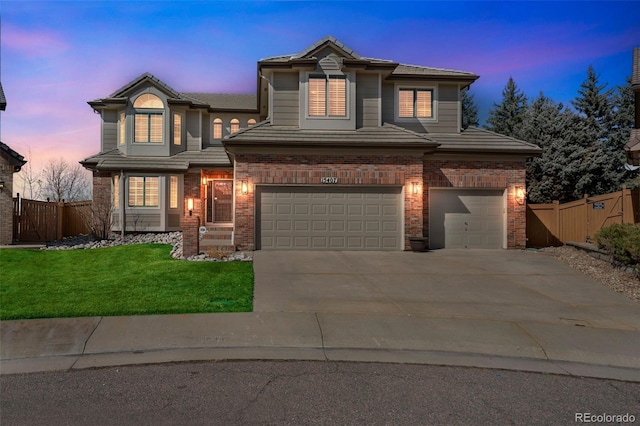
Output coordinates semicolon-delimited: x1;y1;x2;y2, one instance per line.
0;180;4;191
241;180;248;195
201;177;208;185
187;197;194;216
412;181;420;195
515;186;526;205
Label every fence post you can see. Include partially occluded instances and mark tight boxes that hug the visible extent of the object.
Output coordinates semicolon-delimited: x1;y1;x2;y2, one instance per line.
57;202;64;241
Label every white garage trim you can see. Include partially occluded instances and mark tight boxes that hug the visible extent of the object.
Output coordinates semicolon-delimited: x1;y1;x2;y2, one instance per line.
429;188;506;249
256;185;403;251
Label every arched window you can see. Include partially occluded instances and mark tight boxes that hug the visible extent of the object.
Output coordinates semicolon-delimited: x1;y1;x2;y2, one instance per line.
213;118;223;139
133;93;164;143
230;118;240;134
247;118;257;126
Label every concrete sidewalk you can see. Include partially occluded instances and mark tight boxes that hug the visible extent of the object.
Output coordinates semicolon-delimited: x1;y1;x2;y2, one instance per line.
2;249;639;381
2;311;639;381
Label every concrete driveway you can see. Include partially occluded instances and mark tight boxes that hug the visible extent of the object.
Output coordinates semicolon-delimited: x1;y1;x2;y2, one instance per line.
253;249;640;330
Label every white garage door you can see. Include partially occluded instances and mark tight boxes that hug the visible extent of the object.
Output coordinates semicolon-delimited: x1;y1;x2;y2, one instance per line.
430;189;505;249
258;186;402;250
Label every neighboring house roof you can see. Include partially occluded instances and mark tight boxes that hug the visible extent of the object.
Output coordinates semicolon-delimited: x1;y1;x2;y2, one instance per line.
0;82;6;111
0;141;27;171
80;146;231;171
224;121;439;150
632;47;640;89
415;127;543;155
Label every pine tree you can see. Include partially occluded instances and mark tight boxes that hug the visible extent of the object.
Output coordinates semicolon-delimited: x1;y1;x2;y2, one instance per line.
570;66;623;196
485;77;527;137
461;86;479;129
521;94;587;202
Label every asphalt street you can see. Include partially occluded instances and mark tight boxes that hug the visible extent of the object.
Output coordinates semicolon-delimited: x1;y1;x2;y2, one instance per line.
2;360;639;425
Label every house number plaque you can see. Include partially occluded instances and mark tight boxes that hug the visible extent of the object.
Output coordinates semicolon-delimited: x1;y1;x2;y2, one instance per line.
321;177;338;184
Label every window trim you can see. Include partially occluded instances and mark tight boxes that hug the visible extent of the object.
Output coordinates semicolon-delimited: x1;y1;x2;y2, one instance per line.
133;93;165;144
394;84;438;123
305;72;350;120
128;176;160;208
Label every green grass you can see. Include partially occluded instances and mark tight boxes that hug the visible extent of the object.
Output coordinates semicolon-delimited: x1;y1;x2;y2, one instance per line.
0;244;254;320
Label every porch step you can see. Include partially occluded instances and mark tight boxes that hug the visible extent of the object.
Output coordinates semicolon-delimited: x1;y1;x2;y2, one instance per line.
200;225;233;248
200;239;235;247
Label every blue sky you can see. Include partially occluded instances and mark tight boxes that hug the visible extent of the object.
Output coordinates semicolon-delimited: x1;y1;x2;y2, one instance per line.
1;1;639;175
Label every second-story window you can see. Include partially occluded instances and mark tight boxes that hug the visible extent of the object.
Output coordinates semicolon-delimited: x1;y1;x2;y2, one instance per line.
308;75;346;117
213;118;223;139
134;94;164;143
173;113;182;146
119;111;125;145
398;88;433;118
230;118;240;134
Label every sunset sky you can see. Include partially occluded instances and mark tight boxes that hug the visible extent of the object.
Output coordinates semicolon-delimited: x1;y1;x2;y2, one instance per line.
1;1;639;186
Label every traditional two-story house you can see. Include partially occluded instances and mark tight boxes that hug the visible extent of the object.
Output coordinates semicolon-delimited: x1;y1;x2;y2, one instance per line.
82;36;541;253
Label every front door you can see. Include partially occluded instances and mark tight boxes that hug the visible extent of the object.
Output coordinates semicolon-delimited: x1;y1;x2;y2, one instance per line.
209;179;233;223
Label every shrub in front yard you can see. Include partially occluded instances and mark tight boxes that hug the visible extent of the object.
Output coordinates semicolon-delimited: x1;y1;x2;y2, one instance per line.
595;224;640;275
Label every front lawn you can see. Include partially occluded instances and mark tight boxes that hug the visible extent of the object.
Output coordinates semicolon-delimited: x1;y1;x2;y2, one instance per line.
0;244;254;320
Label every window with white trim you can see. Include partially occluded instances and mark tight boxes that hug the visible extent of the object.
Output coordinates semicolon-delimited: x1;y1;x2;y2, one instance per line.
398;88;433;118
308;74;346;117
173;113;182;145
133;94;163;143
128;176;159;207
213;118;223;139
169;176;178;209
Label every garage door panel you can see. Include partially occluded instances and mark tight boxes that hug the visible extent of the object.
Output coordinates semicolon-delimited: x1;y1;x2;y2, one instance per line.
431;189;504;249
259;186;401;250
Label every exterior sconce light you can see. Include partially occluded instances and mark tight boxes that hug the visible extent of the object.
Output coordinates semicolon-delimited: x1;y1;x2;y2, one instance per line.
0;180;4;191
187;197;194;216
515;186;526;205
412;182;420;195
201;177;208;185
241;180;248;195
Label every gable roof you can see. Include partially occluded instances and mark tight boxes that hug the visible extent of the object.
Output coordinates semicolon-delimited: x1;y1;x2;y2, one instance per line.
259;36;478;83
89;73;258;111
0;141;27;171
0;82;6;111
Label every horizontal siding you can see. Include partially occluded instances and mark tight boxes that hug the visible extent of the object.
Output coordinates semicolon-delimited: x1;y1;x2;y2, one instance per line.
186;110;201;151
356;74;379;128
272;72;299;126
102;110;118;151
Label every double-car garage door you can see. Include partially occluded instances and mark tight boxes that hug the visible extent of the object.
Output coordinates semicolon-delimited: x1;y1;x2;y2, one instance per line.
258;186;402;250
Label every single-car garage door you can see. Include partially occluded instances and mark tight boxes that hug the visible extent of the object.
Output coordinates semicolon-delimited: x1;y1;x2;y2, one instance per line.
257;186;402;250
429;189;505;249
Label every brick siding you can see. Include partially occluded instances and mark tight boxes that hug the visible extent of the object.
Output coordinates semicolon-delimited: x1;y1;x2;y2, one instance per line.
0;158;16;244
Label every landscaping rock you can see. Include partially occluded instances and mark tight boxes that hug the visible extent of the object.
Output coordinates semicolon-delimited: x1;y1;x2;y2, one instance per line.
43;232;253;263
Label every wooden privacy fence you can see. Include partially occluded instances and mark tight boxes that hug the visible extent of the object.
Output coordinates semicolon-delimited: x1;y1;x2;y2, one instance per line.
12;197;93;243
527;186;640;247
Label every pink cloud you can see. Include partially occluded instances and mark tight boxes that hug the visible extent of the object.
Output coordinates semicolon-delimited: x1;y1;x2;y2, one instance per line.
1;23;69;58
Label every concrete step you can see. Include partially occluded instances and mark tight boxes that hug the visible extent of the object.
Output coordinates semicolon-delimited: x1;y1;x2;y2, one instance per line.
201;239;235;248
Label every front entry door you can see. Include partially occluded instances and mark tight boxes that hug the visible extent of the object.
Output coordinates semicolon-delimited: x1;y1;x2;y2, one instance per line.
209;180;233;223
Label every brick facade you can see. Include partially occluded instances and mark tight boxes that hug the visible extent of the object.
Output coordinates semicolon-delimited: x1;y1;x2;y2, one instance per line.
233;154;424;250
0;158;16;245
423;159;527;249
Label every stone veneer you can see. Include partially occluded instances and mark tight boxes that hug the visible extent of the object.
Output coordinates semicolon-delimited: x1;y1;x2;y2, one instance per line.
423;159;527;249
233;154;424;251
